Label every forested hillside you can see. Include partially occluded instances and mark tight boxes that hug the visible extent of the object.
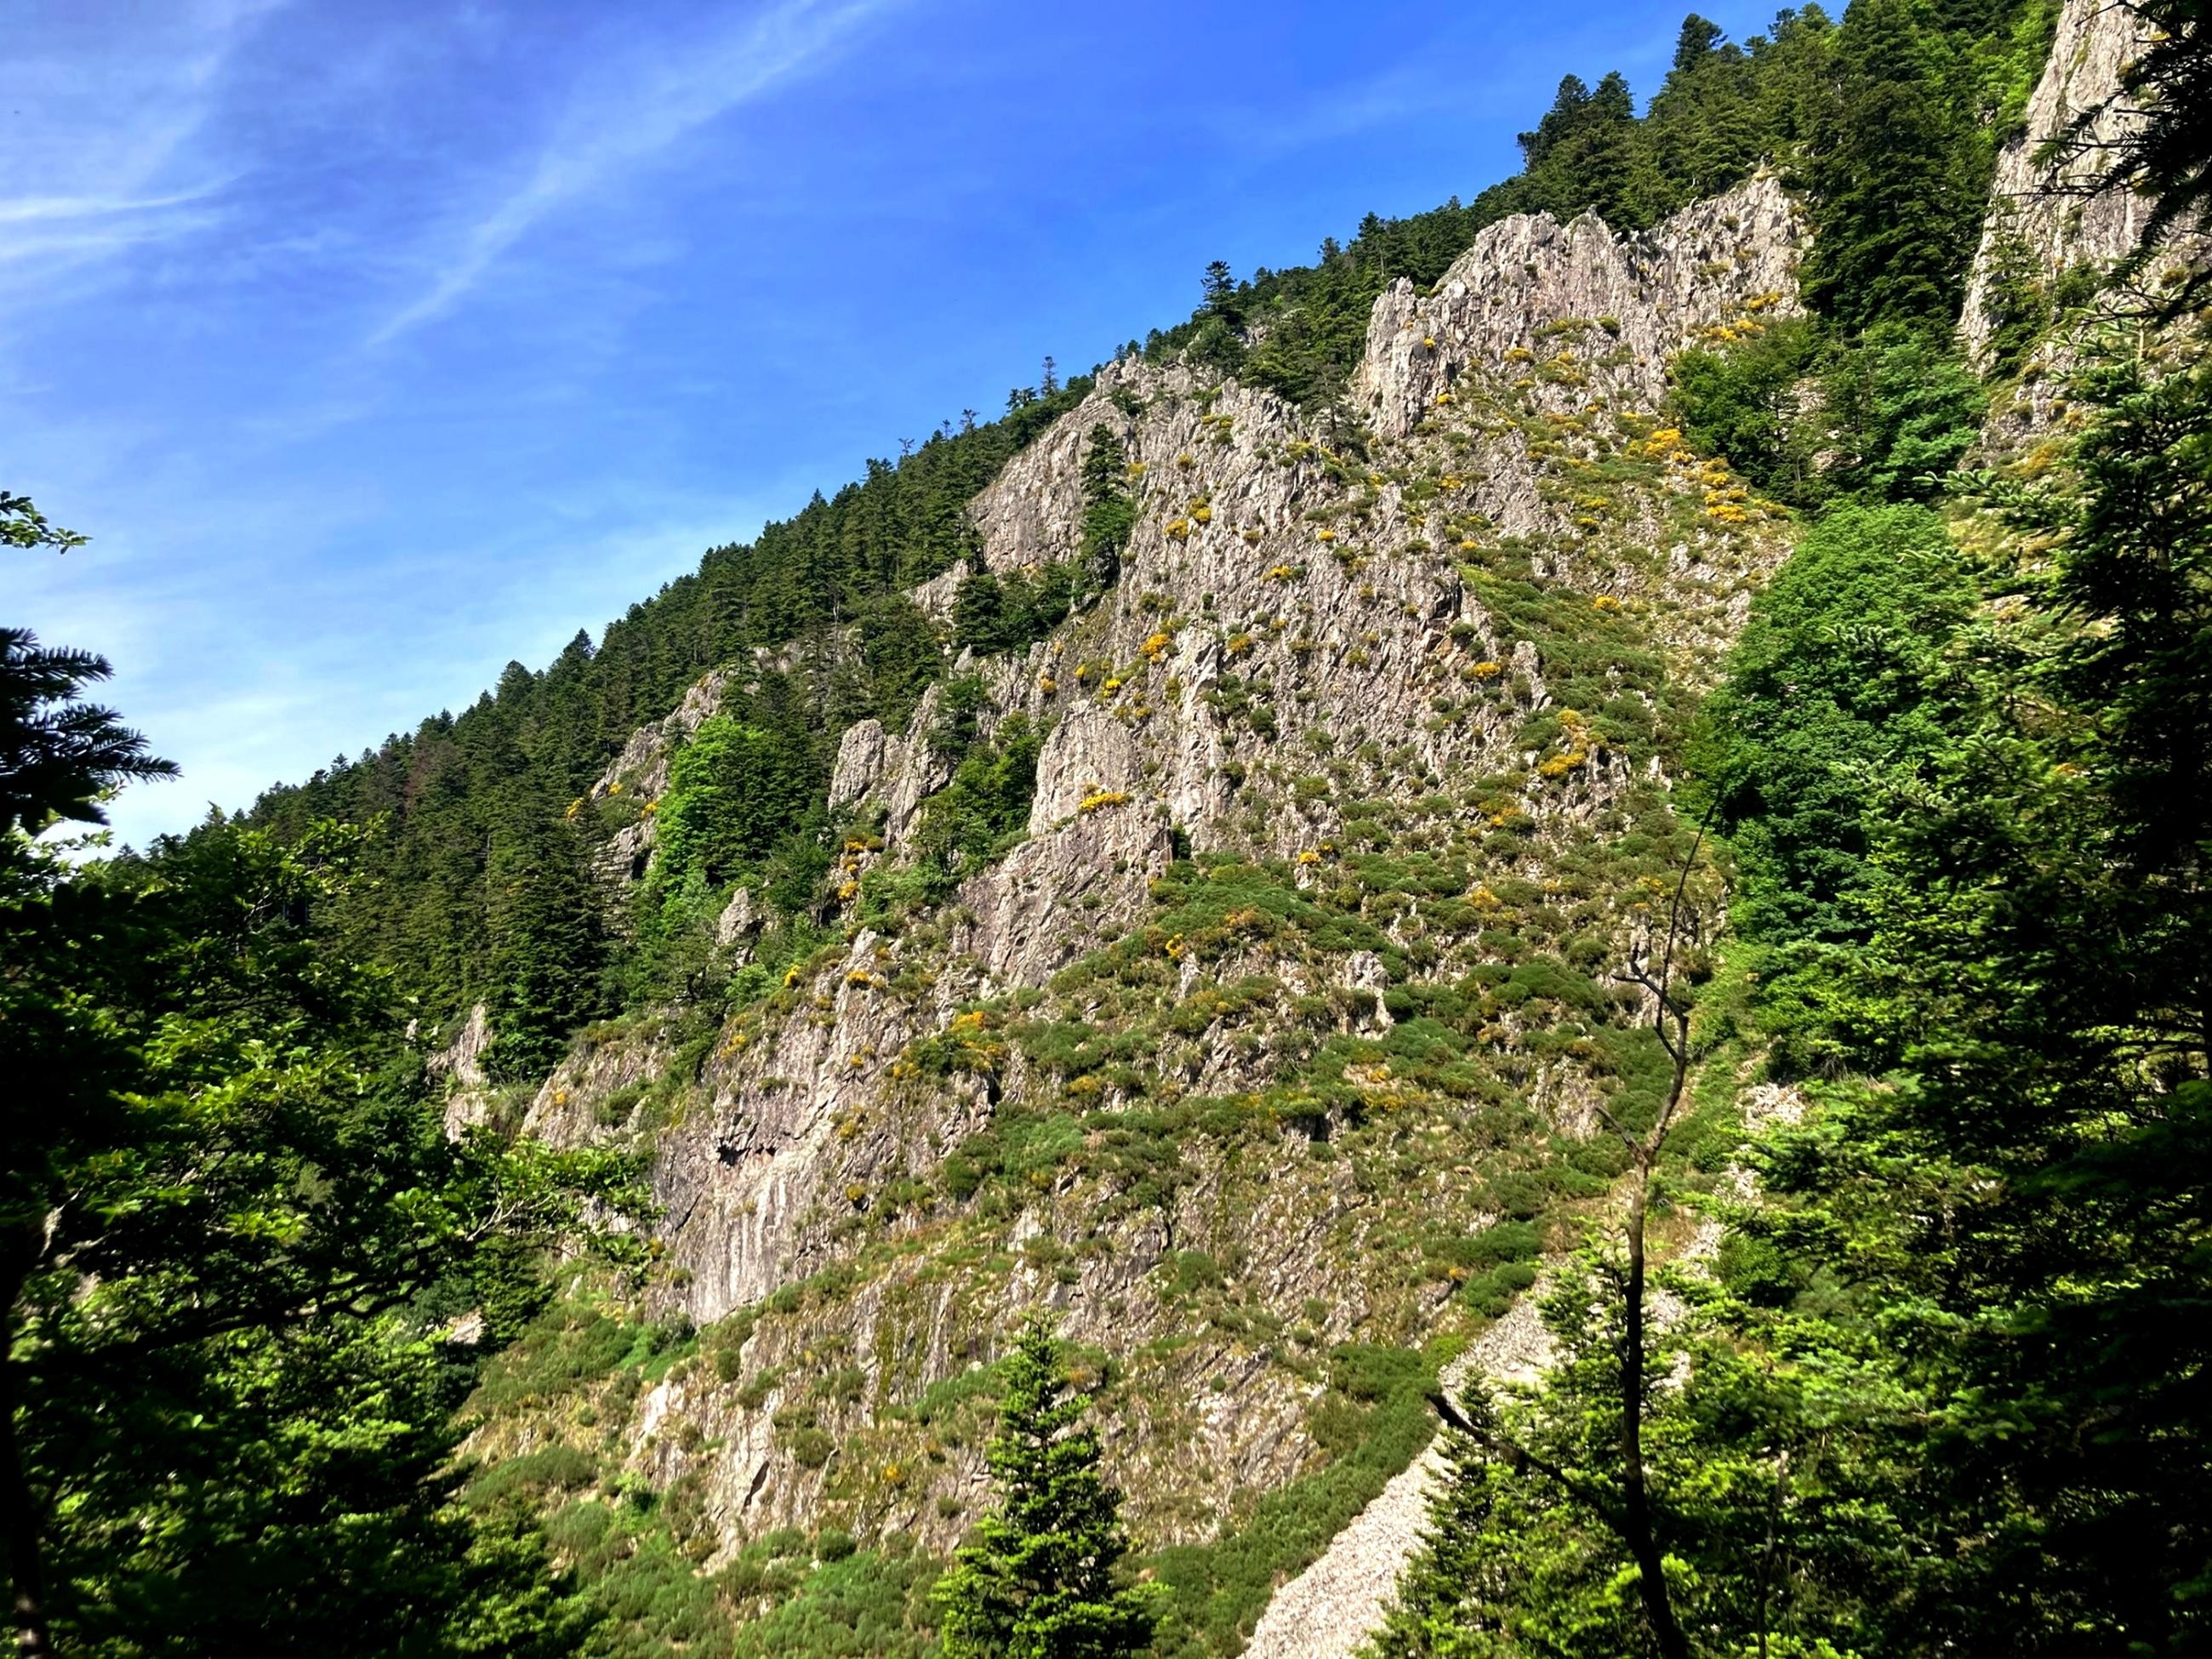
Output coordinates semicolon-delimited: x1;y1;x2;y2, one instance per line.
248;376;1095;1073
6;2;2209;1656
243;0;2067;1085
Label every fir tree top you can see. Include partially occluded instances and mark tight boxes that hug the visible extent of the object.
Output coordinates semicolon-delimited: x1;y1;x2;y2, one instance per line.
933;1314;1158;1659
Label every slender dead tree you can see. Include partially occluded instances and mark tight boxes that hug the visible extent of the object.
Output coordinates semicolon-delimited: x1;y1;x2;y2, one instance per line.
1433;801;1716;1659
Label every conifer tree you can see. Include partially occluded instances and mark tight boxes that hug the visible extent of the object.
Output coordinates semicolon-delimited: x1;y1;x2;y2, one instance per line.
1077;425;1136;590
484;799;608;1080
1201;259;1239;324
933;1315;1157;1659
1518;74;1593;168
3;497;176;837
953;569;1011;655
1672;13;1724;73
1802;0;1989;329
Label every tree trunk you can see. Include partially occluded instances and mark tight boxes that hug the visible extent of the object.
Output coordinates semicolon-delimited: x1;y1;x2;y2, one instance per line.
1621;1165;1691;1659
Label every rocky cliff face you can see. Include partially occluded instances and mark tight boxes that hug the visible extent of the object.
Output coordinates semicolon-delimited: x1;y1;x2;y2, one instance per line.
1961;0;2159;370
465;177;1806;1601
1356;174;1803;446
1964;0;2211;463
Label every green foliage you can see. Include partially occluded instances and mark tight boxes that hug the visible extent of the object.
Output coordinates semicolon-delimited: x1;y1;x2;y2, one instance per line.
0;617;176;839
533;1499;938;1659
854;593;946;735
1690;499;1975;1074
466;1298;660;1415
1370;1257;1894;1659
1799;0;2007;330
0;802;640;1653
952;566;1086;658
933;1315;1158;1657
1671;317;1985;509
0;631;642;1650
1817;323;1986;500
243;379;1095;1040
728;1547;940;1658
0;490;86;554
1775;339;2212;1648
944;425;1135;660
1149;1346;1436;1659
1974;225;2058;379
1696;347;2212;1645
908;715;1042;889
653;714;820;890
1079;425;1137;584
487;802;612;1080
1669;316;1827;502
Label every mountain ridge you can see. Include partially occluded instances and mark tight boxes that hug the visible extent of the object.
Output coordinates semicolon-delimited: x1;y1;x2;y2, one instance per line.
276;0;2196;1650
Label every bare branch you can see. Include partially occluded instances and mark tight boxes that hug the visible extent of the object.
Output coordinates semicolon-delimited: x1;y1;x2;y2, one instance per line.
1427;1389;1631;1534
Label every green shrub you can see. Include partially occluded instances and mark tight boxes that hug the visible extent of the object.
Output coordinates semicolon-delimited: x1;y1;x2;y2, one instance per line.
462;1443;599;1508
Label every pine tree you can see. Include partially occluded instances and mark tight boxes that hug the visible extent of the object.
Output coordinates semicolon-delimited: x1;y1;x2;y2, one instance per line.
953;569;1011;655
933;1315;1157;1659
1200;259;1239;325
1077;425;1135;590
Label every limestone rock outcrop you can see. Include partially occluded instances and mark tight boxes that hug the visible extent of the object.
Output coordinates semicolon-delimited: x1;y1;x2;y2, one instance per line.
1961;0;2162;369
429;1001;496;1137
1357;174;1804;444
493;173;1805;1578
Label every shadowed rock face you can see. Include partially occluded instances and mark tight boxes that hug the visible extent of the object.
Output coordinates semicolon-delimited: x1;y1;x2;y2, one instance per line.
1963;0;2210;461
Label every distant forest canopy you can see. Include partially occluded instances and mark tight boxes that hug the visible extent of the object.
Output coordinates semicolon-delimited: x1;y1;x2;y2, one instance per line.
243;0;2063;1074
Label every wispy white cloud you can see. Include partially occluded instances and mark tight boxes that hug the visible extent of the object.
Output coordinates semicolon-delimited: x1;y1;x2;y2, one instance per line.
0;185;232;225
0;2;281;315
370;0;898;345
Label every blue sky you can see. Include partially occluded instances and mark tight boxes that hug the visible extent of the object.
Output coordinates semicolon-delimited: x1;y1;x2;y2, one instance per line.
7;0;1782;847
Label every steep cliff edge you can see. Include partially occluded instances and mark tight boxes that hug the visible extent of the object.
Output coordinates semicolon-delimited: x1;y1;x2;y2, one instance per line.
1961;0;2159;369
1964;0;2208;462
